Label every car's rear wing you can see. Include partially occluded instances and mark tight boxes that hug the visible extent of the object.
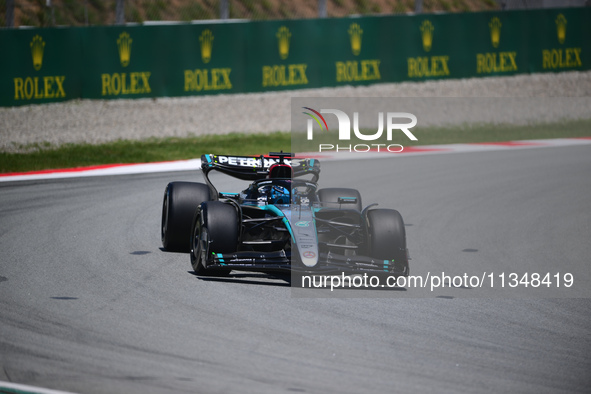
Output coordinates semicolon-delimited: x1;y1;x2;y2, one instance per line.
201;153;320;182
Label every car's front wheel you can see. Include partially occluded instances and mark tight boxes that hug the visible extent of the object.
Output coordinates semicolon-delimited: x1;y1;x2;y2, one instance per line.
190;201;238;276
161;182;211;252
367;209;409;277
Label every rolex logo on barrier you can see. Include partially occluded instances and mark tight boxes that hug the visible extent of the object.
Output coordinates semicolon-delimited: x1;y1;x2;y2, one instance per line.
407;20;449;78
184;29;232;92
348;23;363;56
14;35;67;101
200;29;214;64
117;32;132;67
542;13;581;70
101;32;152;96
30;35;45;71
420;20;434;52
477;17;517;74
556;14;567;44
489;17;502;48
261;26;307;88
277;26;291;60
335;23;380;83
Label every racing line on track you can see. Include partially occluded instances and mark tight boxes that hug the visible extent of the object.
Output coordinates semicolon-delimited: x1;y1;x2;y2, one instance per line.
1;138;590;183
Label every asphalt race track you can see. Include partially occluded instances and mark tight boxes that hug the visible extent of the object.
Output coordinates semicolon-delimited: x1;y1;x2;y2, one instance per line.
1;145;590;393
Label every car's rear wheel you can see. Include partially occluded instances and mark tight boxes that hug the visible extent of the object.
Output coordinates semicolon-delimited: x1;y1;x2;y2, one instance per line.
367;209;409;277
191;201;238;276
317;188;362;212
161;182;211;252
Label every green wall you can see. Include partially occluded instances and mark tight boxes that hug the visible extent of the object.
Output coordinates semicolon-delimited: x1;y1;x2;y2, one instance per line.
1;7;589;107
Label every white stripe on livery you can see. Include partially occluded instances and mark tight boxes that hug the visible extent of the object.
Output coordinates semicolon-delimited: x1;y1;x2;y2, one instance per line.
0;380;78;394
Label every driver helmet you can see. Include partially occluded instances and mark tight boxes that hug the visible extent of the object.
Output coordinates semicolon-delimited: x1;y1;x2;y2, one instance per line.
268;184;290;205
256;183;290;205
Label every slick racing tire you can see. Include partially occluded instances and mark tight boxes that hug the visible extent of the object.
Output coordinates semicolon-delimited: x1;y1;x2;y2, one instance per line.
317;188;362;212
161;182;211;253
367;209;409;277
191;201;238;276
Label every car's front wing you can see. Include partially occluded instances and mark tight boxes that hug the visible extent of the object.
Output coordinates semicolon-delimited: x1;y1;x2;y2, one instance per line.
204;249;408;277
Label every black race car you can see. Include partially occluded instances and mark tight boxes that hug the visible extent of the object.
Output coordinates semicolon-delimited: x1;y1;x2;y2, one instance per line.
161;152;409;279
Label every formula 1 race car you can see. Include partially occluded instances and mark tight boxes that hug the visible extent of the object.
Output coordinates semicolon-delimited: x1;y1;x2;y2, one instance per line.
161;152;409;279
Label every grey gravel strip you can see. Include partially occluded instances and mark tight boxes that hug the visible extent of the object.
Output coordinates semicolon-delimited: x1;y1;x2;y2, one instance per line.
1;71;590;153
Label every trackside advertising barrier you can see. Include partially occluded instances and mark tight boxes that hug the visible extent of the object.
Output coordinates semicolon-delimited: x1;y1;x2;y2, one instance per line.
1;7;589;107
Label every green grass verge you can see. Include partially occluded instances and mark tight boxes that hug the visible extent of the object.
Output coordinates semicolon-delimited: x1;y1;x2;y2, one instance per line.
1;119;590;174
1;132;291;174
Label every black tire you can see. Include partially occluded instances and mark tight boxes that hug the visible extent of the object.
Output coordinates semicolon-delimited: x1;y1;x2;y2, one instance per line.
161;182;211;252
367;209;409;276
190;201;238;276
317;188;362;212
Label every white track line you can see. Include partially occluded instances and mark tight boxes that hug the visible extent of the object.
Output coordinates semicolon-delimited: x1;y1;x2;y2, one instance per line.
0;159;201;182
1;138;590;183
